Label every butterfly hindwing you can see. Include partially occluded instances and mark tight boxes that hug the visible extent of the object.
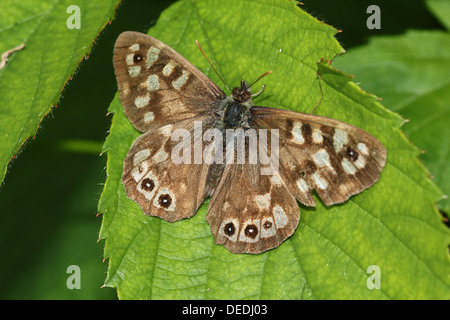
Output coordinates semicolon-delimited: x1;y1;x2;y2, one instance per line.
122;118;221;222
113;31;226;132
251;106;387;206
207;162;300;254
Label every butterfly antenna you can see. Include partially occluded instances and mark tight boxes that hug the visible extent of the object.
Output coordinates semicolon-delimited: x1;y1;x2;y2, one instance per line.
195;40;231;91
248;70;273;89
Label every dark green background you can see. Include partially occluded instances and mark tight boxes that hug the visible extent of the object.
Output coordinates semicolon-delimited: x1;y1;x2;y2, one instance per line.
0;0;443;299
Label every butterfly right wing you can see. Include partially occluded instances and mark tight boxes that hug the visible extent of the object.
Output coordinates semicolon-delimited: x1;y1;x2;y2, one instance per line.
114;31;226;132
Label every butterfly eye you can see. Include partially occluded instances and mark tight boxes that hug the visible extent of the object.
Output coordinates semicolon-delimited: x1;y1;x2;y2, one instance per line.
241;90;251;101
232;87;239;96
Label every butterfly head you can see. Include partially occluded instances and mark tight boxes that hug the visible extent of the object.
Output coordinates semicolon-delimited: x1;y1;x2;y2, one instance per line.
232;80;252;103
231;70;273;104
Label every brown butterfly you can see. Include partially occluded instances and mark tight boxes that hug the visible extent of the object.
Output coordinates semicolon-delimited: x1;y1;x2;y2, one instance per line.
113;31;386;254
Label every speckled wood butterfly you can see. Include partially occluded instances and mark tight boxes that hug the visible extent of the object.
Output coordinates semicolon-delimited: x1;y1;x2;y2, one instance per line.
113;31;386;254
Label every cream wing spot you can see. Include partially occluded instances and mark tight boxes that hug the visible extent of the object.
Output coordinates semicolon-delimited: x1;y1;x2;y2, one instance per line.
126;54;135;66
312;128;323;144
131;161;149;182
133;149;151;166
333;129;348;152
128;66;141;77
143;74;160;91
358;142;369;156
152;150;169;163
273;205;288;228
342;158;357;174
255;193;271;210
162;61;177;76
129;43;140;52
296;178;309;193
121;82;130;97
269;173;283;186
312;172;328;190
145;46;161;68
313;149;331;168
144;111;155;123
291;122;304;144
134;94;150;108
172;70;190;90
354;156;366;169
159;124;173;138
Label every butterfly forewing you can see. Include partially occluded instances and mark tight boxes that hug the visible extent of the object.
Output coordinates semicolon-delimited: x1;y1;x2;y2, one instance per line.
113;31;226;132
115;31;226;222
251;107;386;206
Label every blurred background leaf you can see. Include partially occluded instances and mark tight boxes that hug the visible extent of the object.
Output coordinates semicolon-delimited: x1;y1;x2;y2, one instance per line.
427;0;450;30
0;0;448;300
0;0;120;184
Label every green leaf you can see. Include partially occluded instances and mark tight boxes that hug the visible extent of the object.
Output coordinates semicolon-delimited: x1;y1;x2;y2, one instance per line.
0;0;120;184
99;0;450;299
333;30;450;214
427;0;450;30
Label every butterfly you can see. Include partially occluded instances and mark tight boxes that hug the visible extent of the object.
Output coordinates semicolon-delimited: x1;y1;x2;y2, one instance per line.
113;31;386;254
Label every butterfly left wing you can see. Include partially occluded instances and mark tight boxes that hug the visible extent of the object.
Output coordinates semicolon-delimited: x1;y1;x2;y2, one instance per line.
251;106;386;207
122;118;220;222
113;31;226;133
207;162;300;254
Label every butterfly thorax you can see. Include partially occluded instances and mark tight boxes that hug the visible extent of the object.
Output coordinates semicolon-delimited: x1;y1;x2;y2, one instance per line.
222;80;253;130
